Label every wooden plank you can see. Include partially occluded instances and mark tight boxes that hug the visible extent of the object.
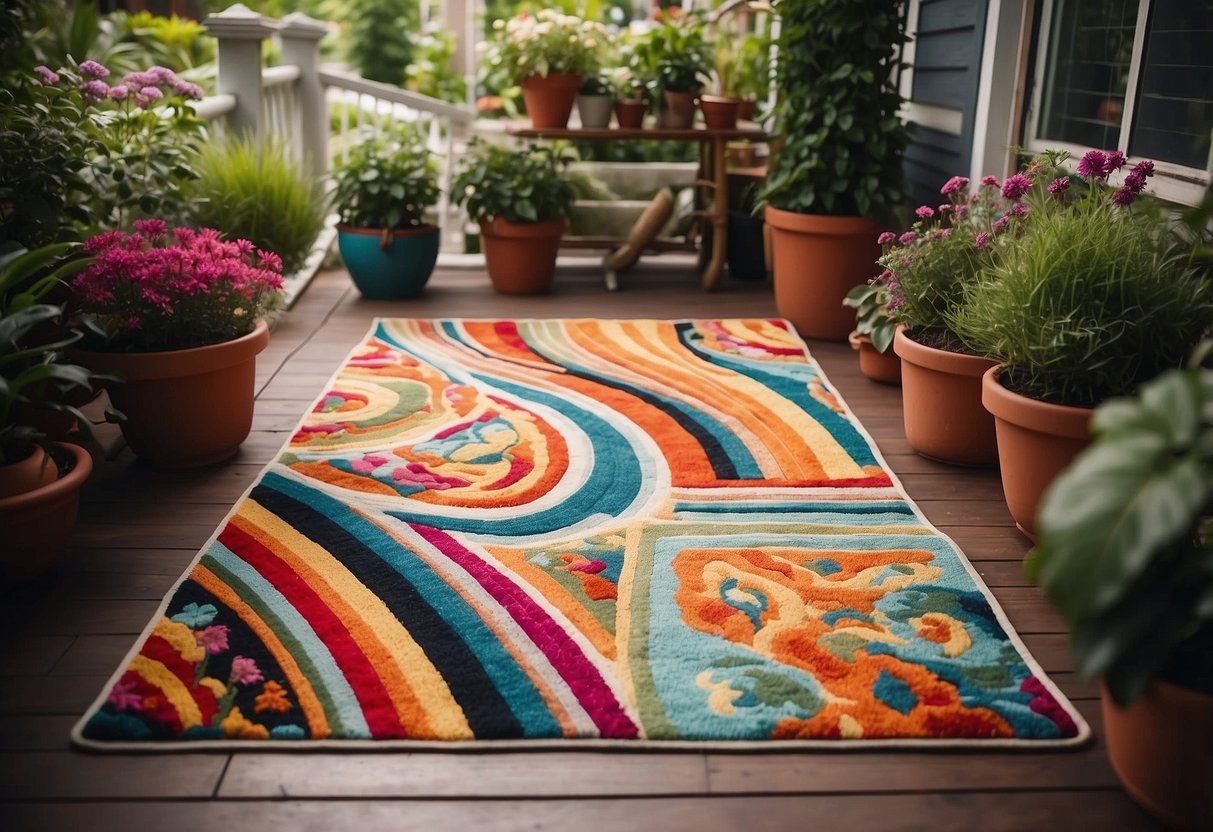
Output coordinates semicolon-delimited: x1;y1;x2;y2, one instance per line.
0;715;79;751
0;751;229;799
0;635;74;676
0;674;112;715
52;634;141;677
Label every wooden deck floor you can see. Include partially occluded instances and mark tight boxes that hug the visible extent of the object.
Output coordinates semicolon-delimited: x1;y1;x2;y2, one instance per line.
0;265;1160;831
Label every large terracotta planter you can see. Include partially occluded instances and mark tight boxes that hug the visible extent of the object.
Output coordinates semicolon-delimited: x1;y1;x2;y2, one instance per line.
0;442;92;581
849;331;901;386
894;328;998;466
73;319;270;468
479;216;566;295
337;224;439;299
1102;679;1213;830
982;366;1092;539
765;206;881;341
658;90;697;128
520;72;582;129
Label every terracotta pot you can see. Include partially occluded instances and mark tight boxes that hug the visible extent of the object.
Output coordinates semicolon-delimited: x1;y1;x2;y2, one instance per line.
1102;679;1213;830
479;216;566;295
0;444;58;498
982;366;1092;539
576;94;613;128
659;90;697;128
0;441;92;581
520;72;582;129
736;97;757;121
849;331;901;386
73;319;270;468
765;205;881;341
614;99;647;129
699;94;740;130
894;328;998;466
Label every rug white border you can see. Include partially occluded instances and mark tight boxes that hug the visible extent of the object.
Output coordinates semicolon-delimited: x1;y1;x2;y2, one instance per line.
72;317;1092;752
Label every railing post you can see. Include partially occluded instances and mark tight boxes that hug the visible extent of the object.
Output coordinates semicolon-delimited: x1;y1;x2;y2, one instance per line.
279;13;330;178
203;4;276;138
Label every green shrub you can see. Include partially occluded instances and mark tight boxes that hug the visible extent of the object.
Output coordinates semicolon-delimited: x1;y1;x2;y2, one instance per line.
453;139;575;224
332;123;440;229
188;134;326;275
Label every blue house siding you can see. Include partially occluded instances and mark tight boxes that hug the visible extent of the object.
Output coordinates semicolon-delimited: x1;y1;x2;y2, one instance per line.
904;0;990;205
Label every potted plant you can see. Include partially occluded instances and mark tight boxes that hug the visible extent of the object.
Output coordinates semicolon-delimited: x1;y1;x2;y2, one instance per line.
484;10;610;129
452;139;576;295
1030;358;1213;829
758;0;908;341
70;221;282;468
699;30;741;130
950;149;1211;536
576;75;613;129
842;281;900;385
0;243;99;581
332;123;441;299
648;9;713;129
732;30;772;122
876;172;1018;466
609;67;648;129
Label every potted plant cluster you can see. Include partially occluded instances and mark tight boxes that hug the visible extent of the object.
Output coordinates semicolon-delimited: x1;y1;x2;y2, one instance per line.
842;281;899;385
576;75;614;128
485;10;610;129
876;173;1013;466
332;123;441;299
453;139;576;295
950;149;1211;535
70;221;283;468
0;243;100;581
648;9;713;129
608;66;649;129
759;0;908;341
1031;357;1213;829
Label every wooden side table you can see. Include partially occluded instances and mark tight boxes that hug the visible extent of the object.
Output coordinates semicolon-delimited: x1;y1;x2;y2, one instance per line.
507;123;768;291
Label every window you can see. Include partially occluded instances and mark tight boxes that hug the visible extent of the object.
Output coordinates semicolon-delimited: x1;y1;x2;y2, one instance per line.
1028;0;1213;203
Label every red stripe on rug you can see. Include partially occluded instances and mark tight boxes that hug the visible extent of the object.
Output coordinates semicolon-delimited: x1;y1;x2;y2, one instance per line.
410;523;639;739
218;522;408;739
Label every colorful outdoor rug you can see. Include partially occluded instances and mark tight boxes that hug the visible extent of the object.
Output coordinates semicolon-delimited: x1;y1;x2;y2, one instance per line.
74;319;1087;749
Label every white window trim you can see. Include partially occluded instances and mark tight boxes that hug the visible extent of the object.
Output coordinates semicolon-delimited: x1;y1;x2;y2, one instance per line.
1022;0;1210;206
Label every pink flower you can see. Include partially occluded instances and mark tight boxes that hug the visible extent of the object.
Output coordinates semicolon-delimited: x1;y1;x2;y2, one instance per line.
1103;150;1126;175
108;84;129;101
877;231;896;246
1009;202;1029;217
915;205;935;219
975;231;991;249
1123;160;1155;194
81;79;110;104
940;176;970;195
173;80;204;100
932;227;952;240
898;231;917;246
133;219;167;239
148;66;177;85
79;60;110;79
196;625;230;655
229;656;263;686
1112;186;1137;206
992;216;1009;232
34;65;59;86
136;86;164;109
1047;176;1070;195
256;249;283;273
107;680;142;712
1076;150;1108;179
981;175;1000;189
1001;174;1032;200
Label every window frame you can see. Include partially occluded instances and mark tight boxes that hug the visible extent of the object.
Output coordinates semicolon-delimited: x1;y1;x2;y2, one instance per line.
1024;0;1210;206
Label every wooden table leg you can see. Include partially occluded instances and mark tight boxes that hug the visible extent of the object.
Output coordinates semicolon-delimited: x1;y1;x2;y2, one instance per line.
700;135;728;291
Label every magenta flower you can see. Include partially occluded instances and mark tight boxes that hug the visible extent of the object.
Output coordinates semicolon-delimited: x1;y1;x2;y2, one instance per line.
932;227;952;240
975;231;991;249
877;231;896;246
1123;160;1155;195
940;175;970;195
915;205;935;220
173;80;204;100
81;79;110;104
992;216;1010;233
1009;202;1029;217
196;625;230;655
1076;150;1108;179
256;249;283;273
981;175;1000;189
133;219;167;238
108;84;129;101
1112;186;1137;206
1103;150;1126;175
79;59;110;79
136;86;164;109
34;65;59;86
107;680;143;712
229;656;263;686
1001;174;1032;200
1047;176;1070;195
898;231;917;246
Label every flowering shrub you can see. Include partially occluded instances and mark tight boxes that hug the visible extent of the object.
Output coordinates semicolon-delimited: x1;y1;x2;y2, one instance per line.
72;221;283;353
949;149;1211;407
484;10;610;84
0;57;205;247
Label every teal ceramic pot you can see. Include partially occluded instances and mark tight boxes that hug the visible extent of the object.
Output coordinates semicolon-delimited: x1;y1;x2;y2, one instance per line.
337;224;440;299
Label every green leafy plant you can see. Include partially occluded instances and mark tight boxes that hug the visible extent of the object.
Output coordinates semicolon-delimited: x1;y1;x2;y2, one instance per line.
1030;354;1213;704
625;8;712;95
842;282;896;354
759;0;907;219
332;124;441;231
579;74;611;96
484;9;610;84
405;24;468;105
188;134;326;276
452;139;575;224
950;150;1212;408
0;243;102;465
346;0;418;85
733;29;772;103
